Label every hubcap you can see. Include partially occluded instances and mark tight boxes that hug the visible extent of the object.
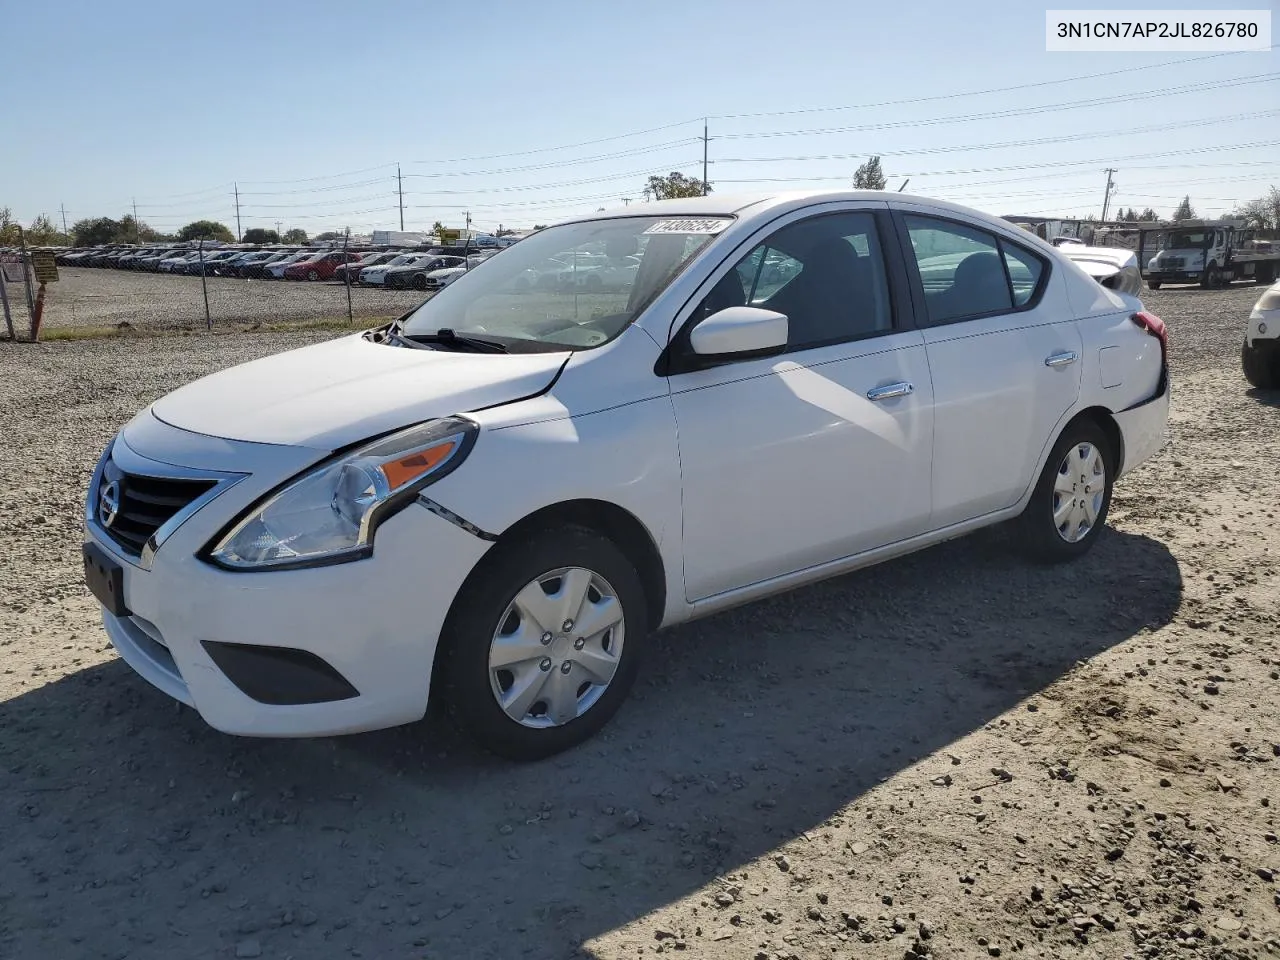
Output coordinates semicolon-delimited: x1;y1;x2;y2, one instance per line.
488;566;625;729
1052;441;1106;543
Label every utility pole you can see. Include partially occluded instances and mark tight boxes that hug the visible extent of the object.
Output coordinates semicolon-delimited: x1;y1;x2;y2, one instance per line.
59;203;69;239
397;164;404;231
132;198;140;242
621;197;631;207
702;118;710;195
1100;168;1117;223
275;220;283;239
233;182;242;241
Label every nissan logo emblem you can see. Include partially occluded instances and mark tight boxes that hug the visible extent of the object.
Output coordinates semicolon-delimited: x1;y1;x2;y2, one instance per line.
98;479;121;529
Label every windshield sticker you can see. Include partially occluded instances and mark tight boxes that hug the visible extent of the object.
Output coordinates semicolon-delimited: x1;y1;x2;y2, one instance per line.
643;218;733;236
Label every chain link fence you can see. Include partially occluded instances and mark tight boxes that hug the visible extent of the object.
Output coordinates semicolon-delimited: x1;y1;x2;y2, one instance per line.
2;233;481;338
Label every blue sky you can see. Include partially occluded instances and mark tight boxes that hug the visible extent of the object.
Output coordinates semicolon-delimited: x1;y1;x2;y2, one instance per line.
3;0;1276;234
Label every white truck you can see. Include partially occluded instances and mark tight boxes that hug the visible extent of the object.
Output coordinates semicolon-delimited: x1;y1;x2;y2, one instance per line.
1142;219;1280;289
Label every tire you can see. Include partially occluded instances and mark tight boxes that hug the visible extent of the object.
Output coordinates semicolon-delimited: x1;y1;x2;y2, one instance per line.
412;273;427;290
436;526;647;761
1201;263;1220;289
1015;419;1114;563
1243;338;1279;389
307;269;319;281
1147;281;1162;290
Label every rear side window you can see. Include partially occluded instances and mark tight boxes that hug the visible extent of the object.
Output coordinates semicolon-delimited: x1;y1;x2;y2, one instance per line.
903;215;1048;324
1002;244;1043;306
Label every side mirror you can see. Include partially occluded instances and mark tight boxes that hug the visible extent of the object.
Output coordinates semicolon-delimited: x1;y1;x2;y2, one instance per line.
689;305;788;360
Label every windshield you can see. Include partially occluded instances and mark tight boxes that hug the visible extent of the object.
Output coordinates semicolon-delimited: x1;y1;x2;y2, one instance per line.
400;216;725;349
1167;231;1209;248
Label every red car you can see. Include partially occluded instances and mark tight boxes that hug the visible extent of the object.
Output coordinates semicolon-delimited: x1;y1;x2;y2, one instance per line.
282;250;363;281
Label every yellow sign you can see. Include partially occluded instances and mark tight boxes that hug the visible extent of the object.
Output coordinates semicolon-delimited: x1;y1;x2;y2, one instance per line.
32;250;59;283
437;229;461;245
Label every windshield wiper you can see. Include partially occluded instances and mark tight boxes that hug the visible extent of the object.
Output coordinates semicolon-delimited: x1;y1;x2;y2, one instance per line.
398;327;508;353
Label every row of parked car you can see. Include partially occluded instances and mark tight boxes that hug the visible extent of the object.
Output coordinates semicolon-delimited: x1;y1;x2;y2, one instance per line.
55;244;503;290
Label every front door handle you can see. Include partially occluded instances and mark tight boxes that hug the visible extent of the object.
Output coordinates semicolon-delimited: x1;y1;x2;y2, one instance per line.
866;381;914;402
1044;351;1078;368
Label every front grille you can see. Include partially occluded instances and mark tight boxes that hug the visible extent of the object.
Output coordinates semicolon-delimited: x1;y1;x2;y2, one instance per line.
99;467;215;555
1160;257;1185;269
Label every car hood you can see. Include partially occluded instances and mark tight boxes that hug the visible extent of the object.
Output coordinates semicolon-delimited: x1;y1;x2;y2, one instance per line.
150;334;569;449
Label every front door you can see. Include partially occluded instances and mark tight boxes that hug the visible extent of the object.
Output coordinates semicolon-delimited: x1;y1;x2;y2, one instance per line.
668;207;935;601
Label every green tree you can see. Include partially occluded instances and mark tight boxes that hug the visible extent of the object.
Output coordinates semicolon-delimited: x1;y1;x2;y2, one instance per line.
71;217;121;246
282;228;308;244
0;207;19;245
177;220;234;243
26;214;66;245
1172;196;1196;221
645;172;710;200
117;214;166;243
852;156;887;190
532;224;548;231
1233;186;1280;233
1138;207;1160;222
242;228;280;244
315;231;343;242
431;221;445;234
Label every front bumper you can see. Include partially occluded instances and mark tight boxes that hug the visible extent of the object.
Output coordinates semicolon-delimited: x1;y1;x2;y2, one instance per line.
1146;271;1201;284
85;413;492;737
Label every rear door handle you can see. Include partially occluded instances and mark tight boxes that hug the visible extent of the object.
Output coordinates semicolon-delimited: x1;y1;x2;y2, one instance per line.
866;381;914;402
1044;351;1078;368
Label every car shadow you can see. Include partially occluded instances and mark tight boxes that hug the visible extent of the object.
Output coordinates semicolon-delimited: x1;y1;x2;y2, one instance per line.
1245;386;1280;407
0;526;1181;960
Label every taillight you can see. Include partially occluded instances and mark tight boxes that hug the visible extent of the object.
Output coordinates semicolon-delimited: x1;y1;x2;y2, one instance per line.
1131;310;1167;363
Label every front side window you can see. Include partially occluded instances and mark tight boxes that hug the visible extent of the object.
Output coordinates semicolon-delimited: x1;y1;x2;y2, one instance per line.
904;215;1046;324
696;211;892;352
402;216;724;350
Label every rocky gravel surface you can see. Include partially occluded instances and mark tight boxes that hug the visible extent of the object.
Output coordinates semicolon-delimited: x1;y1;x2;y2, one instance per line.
0;283;1277;960
2;267;426;331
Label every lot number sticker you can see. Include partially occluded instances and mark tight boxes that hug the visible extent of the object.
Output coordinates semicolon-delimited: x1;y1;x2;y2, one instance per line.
644;218;733;235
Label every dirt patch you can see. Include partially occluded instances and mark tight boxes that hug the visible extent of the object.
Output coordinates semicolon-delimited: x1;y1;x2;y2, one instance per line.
1;284;1278;959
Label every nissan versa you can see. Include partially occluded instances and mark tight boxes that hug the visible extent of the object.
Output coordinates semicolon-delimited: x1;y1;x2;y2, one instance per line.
83;191;1169;760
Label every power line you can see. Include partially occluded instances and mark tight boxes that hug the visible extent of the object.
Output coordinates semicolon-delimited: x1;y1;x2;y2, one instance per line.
715;75;1280;140
710;46;1277;120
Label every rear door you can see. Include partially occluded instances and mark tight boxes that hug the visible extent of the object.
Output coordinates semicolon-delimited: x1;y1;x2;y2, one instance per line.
893;209;1081;528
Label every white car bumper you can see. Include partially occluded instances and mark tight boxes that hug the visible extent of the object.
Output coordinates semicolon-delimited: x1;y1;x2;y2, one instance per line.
84;415;492;737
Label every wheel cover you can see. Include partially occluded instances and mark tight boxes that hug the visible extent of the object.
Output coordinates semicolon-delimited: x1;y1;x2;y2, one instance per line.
488;566;626;729
1052;441;1106;543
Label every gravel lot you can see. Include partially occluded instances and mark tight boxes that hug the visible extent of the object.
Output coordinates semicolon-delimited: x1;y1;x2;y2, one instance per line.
2;267;427;332
1;284;1277;960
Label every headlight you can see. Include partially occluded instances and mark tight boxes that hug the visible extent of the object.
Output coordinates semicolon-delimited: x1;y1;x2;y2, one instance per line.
1256;288;1280;312
208;416;476;570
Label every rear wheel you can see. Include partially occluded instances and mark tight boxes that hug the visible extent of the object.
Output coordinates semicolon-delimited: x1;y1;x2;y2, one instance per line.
1147;281;1162;290
1015;419;1114;563
1243;338;1279;389
306;269;319;281
437;527;646;760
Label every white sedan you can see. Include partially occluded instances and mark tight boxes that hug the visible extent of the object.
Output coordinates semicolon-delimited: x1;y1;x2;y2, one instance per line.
83;191;1169;760
1243;279;1280;388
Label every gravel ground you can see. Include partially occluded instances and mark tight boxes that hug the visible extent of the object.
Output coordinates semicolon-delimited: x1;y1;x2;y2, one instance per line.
1;267;427;332
0;284;1277;960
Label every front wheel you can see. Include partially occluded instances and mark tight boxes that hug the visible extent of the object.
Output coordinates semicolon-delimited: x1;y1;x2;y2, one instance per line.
1147;281;1162;290
412;274;427;290
306;269;319;281
1201;263;1220;289
1015;420;1114;563
437;527;647;760
1243;338;1279;389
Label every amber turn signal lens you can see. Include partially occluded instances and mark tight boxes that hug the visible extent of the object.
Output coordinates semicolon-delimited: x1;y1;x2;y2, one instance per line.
378;441;456;490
